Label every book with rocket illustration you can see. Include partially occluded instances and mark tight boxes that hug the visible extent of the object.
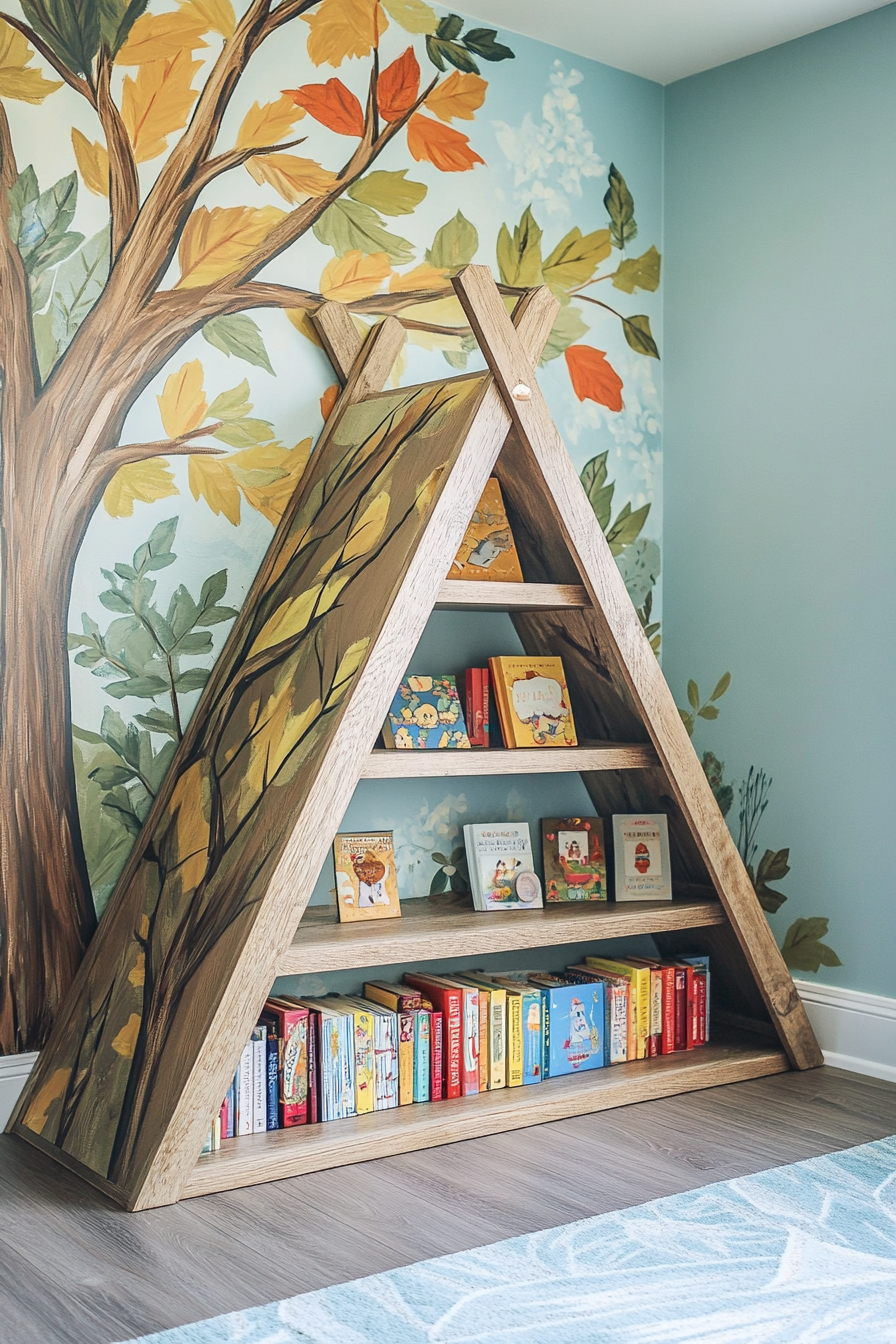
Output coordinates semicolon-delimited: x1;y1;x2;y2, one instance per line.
446;476;524;582
542;817;607;902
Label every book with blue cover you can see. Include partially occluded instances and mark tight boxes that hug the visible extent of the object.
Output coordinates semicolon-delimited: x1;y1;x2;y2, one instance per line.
382;675;471;750
528;974;606;1076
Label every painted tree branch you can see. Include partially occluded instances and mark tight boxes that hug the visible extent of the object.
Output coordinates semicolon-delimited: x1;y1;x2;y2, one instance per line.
109;423;227;469
190;135;308;195
0;103;37;434
95;46;140;256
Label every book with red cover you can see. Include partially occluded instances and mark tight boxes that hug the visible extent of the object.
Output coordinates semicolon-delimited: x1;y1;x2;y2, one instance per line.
433;976;480;1096
262;997;309;1127
404;973;462;1098
482;667;490;744
431;1010;443;1100
465;668;483;746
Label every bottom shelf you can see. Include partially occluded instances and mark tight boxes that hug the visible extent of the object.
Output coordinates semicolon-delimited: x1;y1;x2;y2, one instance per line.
184;1029;789;1199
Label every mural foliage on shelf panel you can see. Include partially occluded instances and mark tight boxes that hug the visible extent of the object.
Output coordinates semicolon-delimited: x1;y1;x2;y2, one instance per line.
677;678;841;975
0;0;661;1054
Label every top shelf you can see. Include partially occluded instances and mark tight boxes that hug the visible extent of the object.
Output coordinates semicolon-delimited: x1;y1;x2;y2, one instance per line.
434;580;590;611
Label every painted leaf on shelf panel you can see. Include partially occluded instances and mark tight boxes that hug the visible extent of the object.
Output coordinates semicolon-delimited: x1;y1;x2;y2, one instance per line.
381;0;437;34
71;129;109;197
157;360;207;439
176;205;285;288
21;373;488;1195
302;0;384;67
347;170;427;216
320;249;392;301
180;0;236;38
407;115;485;172
287;78;365;136
565;344;624;412
115;10;209;63
103;459;178;518
542;226;611;291
246;154;338;204
0;21;62;102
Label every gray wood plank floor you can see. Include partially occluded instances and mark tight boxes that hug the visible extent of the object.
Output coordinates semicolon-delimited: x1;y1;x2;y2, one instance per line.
1;1066;895;1343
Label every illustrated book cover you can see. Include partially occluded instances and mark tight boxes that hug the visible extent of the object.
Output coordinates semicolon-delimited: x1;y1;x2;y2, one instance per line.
463;822;543;911
528;975;606;1076
382;674;471;750
489;656;577;748
611;814;673;901
542;817;607;901
446;476;524;582
333;832;401;923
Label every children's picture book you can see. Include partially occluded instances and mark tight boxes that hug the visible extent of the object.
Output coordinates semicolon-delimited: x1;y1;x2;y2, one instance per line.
446;477;524;583
489;656;577;748
463;823;544;912
612;814;673;901
464;667;490;748
333;832;401;923
542;817;607;901
382;674;471;750
528;975;606;1076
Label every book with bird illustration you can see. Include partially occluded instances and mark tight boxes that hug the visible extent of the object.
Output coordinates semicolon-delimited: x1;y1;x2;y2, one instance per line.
333;831;402;923
446;476;524;582
542;817;607;901
382;674;471;750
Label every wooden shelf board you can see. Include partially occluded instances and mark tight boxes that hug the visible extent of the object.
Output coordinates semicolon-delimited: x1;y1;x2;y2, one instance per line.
361;742;658;779
278;891;726;976
184;1030;789;1199
434;580;590;610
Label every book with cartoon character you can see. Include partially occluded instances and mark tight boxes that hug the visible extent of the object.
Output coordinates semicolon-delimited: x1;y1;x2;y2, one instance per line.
463;822;544;912
489;656;577;748
333;831;402;923
446;476;524;583
612;814;673;901
382;674;471;750
542;817;607;901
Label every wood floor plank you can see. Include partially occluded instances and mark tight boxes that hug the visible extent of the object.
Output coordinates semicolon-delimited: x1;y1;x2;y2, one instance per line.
0;1066;894;1344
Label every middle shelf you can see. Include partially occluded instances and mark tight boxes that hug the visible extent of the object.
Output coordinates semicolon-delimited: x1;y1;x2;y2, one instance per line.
277;890;726;976
360;742;659;778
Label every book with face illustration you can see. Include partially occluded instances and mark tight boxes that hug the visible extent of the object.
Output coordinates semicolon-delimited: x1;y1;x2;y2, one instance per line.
542;817;607;901
463;822;543;912
333;831;402;923
382;674;471;750
446;477;524;582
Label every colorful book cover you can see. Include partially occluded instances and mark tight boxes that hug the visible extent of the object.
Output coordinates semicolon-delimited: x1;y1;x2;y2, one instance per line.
542;817;607;901
436;976;483;1094
681;955;710;1044
382;675;471;750
453;973;507;1090
431;1011;443;1101
446;476;524;583
329;998;375;1114
333;831;401;923
303;1001;355;1121
489;656;577;748
585;957;650;1060
404;974;463;1098
398;1008;415;1106
567;964;630;1063
262;998;309;1127
612;813;673;901
362;1003;398;1110
488;976;543;1084
463;822;543;912
413;1009;431;1102
529;976;606;1076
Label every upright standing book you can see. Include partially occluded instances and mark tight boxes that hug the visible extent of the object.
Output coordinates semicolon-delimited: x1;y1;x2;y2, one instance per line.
528;975;606;1076
612;814;673;901
489;656;577;748
333;831;402;923
542;817;607;901
382;675;471;750
463;822;543;911
446;476;524;582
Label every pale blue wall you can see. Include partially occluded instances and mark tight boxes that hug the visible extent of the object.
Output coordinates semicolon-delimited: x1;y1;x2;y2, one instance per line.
663;4;896;995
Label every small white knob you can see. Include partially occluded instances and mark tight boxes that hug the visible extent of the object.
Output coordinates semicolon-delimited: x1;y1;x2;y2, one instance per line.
511;382;532;401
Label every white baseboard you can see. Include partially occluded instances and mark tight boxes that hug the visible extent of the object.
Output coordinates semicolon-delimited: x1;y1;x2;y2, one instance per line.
0;1052;37;1129
794;979;896;1083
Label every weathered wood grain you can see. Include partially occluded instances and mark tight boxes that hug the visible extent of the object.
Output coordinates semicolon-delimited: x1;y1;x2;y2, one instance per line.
434;580;590;609
360;743;658;778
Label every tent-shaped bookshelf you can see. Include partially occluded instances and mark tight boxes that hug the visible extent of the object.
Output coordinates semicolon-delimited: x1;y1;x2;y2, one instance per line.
10;268;822;1210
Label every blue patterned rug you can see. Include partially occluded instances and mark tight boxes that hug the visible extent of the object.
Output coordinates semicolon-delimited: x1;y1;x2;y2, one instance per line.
123;1136;896;1343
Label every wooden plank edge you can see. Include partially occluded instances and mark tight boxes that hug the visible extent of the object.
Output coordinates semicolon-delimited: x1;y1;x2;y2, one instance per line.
9;1123;137;1210
360;743;659;778
182;1038;790;1200
434;580;590;610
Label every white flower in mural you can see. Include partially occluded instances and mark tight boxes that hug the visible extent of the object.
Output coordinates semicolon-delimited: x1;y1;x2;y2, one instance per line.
394;793;469;897
494;62;605;214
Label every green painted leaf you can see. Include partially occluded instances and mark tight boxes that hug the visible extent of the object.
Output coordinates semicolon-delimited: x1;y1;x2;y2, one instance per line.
496;206;543;287
542;226;612;291
435;12;463;39
20;0;102;76
540;303;588;363
710;671;731;702
752;847;790;914
697;704;719;720
429;868;449;894
687;680;700;710
781;917;842;972
579;451;614;531
212;417;274;448
426;35;479;72
621;313;659;359
679;707;695;736
174;631;214;655
134;707;179;739
462;26;514;61
16;172;82;276
604;163;637;250
380;0;438;34
167;584;198;639
605;501;650;556
348;170;427;217
174;667;211;693
425;210;478;270
89;763;137;789
202;314;274;375
199;569;228;608
611;245;661;294
313;199;414;265
194;604;238;627
34;226;110;379
208;380;251;421
98;0;150;55
105;674;169;699
7;166;38;244
616;536;660;608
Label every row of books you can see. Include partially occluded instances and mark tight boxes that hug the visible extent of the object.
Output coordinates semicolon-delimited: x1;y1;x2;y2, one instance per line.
382;657;577;753
201;953;709;1151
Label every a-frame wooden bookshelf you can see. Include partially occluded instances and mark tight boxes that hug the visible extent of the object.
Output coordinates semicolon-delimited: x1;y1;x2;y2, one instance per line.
10;269;822;1210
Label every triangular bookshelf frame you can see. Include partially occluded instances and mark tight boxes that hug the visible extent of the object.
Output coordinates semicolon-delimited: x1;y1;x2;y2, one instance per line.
10;268;822;1210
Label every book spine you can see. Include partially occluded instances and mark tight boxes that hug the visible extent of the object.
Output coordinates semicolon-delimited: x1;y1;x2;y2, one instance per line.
414;1009;431;1103
340;1018;356;1118
266;1033;279;1130
226;1081;236;1138
236;1040;253;1135
522;991;542;1084
674;968;687;1052
405;977;462;1098
353;1009;375;1115
431;1011;443;1101
542;992;550;1079
461;988;480;1096
282;1011;310;1127
398;1009;415;1105
634;968;650;1060
476;987;489;1092
218;1095;228;1141
685;968;698;1050
695;968;707;1045
647;969;663;1057
506;994;523;1086
363;983;424;1012
251;1026;267;1133
372;1012;398;1109
307;1011;320;1123
465;668;478;746
660;968;676;1054
481;667;490;747
319;1017;337;1121
489;990;506;1089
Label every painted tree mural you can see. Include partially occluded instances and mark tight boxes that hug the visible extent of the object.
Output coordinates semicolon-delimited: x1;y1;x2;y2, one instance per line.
0;0;662;1053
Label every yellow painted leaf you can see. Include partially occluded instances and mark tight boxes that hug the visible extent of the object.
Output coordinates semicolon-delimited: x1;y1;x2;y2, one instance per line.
116;11;209;63
158;359;208;438
236;93;305;150
343;489;390;561
177;204;285;288
249;583;323;656
286;308;323;347
239;438;312;524
163;759;211;892
71;128;109;197
0;21;61;103
425;71;487;123
381;0;437;33
122;50;202;163
390;262;449;293
103;458;178;517
246;153;338;204
21;1068;70;1135
301;0;385;67
138;914;150;939
111;1013;142;1058
179;0;235;38
188;455;241;525
415;463;444;513
320;249;391;302
128;952;145;987
327;637;370;704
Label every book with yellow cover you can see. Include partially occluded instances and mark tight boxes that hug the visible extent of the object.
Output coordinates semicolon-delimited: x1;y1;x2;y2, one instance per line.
333;832;401;923
585;957;651;1060
446;477;524;583
489;656;577;748
453;974;507;1090
327;998;375;1113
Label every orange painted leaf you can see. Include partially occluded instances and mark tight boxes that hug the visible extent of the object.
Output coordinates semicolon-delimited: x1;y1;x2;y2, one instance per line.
320;383;339;421
121;50;202;163
425;71;486;122
301;0;385;68
406;114;484;172
389;262;449;292
378;47;420;122
286;79;364;137
177;204;286;288
236;93;305;150
246;154;338;203
565;345;624;412
320;249;391;301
